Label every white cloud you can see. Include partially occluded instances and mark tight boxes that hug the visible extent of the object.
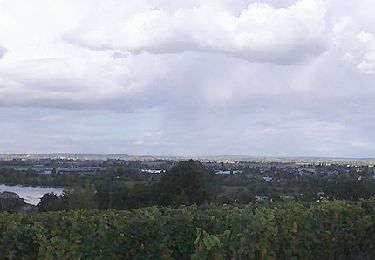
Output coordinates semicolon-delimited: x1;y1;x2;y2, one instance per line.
0;52;174;110
67;0;327;64
0;47;6;58
356;32;375;74
0;0;375;156
332;28;375;74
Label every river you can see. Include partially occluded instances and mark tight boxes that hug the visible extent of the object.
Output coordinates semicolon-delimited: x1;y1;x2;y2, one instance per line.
0;184;64;205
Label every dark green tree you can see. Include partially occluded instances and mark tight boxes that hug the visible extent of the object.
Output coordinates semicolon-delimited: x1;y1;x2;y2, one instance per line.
156;160;218;206
95;182;130;209
66;185;97;210
37;192;67;212
127;183;153;209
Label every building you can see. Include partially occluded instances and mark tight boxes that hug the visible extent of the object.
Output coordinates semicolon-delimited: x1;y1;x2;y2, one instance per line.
215;170;231;175
262;177;273;182
141;169;166;174
0;191;19;199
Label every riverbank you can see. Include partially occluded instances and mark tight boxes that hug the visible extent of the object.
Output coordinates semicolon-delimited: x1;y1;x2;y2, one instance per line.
0;184;64;205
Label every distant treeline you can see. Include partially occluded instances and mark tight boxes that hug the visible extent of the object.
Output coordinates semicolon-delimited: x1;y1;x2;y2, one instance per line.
38;160;218;211
2;160;375;213
0;166;148;188
36;160;375;212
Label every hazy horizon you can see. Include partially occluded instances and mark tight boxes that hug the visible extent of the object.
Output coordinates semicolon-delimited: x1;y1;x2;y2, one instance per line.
1;153;375;161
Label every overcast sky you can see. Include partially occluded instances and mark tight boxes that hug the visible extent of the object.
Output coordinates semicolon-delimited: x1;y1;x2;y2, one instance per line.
0;0;375;157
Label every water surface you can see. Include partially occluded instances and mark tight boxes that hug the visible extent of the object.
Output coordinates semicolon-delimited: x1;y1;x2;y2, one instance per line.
0;184;64;205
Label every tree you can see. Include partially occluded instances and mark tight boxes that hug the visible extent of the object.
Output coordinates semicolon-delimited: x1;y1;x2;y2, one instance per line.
37;192;67;212
95;182;130;210
66;185;97;210
156;160;218;206
127;183;152;209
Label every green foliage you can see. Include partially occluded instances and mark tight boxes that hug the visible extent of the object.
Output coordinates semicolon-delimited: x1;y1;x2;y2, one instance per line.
94;181;130;209
37;193;67;212
157;160;219;206
38;186;98;212
0;165;149;188
1;199;375;259
38;183;155;212
127;183;153;209
66;185;97;210
218;174;375;203
0;198;25;213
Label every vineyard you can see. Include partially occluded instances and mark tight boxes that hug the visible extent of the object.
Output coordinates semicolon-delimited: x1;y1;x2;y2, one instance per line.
1;199;375;259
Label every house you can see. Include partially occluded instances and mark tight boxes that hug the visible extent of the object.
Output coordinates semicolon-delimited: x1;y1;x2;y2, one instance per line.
0;191;19;199
215;170;231;175
262;177;273;182
255;195;269;202
141;169;166;174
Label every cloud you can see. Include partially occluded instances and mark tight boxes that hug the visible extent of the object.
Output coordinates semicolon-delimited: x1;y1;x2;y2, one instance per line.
66;0;327;64
356;32;375;74
331;26;375;74
0;52;173;110
0;47;7;58
1;0;375;156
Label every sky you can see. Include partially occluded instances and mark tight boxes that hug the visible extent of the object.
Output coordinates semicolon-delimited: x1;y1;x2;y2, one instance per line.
0;0;375;157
